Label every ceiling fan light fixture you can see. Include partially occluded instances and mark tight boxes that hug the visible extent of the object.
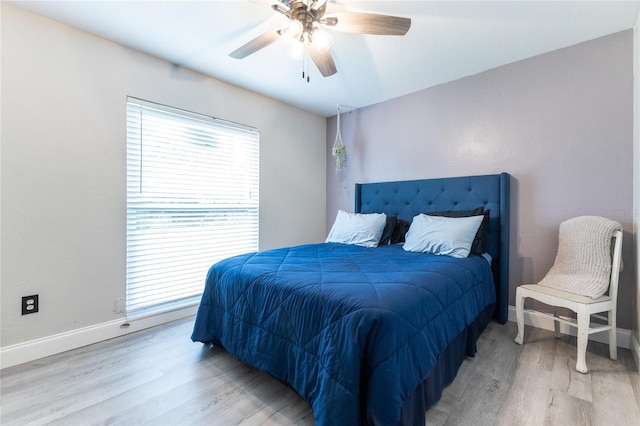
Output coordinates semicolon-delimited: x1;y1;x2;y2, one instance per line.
310;27;332;52
289;39;306;59
281;19;304;43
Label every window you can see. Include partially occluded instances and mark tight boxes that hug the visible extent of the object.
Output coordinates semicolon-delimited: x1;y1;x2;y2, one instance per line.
126;97;259;318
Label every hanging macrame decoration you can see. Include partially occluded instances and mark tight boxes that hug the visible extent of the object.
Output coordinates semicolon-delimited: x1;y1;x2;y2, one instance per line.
332;105;347;174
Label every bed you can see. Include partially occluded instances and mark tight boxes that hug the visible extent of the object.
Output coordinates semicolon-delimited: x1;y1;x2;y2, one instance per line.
191;172;510;425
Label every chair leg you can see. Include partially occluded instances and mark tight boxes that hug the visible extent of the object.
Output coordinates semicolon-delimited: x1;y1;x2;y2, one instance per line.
609;309;617;360
576;307;590;374
553;308;561;338
514;288;525;345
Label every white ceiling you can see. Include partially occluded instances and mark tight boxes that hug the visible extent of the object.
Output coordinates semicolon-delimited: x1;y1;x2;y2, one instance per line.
8;1;640;117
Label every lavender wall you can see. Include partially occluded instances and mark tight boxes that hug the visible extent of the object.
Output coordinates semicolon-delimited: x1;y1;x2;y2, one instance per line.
326;30;635;329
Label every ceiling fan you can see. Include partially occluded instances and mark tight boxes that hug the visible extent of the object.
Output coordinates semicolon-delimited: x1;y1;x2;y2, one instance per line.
229;0;411;78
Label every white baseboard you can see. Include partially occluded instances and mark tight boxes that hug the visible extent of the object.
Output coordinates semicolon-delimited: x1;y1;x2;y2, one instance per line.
3;304;636;371
0;305;198;370
507;305;632;349
631;332;640;371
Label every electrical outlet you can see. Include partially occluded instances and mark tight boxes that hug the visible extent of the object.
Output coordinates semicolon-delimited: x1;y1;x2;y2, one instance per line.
22;295;39;315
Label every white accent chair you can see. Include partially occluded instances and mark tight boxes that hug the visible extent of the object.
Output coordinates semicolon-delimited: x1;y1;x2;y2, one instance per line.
514;226;623;374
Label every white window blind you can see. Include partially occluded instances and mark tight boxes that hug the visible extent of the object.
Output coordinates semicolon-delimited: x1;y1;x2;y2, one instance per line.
126;98;259;318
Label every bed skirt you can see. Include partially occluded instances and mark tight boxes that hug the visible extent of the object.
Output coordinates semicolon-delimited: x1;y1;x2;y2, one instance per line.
396;303;495;426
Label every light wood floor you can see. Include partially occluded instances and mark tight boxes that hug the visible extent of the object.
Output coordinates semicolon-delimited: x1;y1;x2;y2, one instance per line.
2;317;639;425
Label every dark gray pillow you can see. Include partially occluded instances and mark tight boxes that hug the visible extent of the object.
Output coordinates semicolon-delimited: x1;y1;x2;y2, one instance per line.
378;216;398;246
390;218;411;244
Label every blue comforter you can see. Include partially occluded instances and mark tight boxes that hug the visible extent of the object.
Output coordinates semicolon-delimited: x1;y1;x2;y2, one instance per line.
191;243;495;425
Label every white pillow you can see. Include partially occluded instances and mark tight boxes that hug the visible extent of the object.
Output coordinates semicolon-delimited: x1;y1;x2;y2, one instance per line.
326;210;387;248
403;214;484;258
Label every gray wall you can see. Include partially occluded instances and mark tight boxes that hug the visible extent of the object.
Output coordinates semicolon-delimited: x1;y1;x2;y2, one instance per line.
326;30;635;329
1;4;327;348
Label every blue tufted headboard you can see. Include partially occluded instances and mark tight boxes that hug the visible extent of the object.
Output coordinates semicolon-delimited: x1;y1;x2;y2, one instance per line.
355;173;510;324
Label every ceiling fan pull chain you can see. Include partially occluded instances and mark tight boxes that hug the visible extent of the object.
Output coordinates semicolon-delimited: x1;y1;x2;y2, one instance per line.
305;50;310;83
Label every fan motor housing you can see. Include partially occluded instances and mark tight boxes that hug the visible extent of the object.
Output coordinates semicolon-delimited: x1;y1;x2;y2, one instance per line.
290;1;325;36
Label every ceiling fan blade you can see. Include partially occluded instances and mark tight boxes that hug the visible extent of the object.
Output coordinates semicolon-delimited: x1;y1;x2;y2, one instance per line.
308;44;337;77
323;12;411;36
229;28;282;59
